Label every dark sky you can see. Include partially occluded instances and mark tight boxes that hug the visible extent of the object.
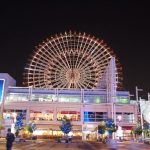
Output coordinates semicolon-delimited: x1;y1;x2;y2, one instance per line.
0;1;150;98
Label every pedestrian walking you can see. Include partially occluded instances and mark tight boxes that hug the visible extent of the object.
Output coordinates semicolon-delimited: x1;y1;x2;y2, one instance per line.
6;128;15;150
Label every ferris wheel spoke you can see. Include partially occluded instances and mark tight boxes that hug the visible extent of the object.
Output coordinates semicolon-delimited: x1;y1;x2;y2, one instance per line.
53;39;71;69
36;47;52;62
30;56;48;68
45;44;67;69
59;36;71;68
56;39;71;68
78;44;106;67
92;46;111;62
25;68;45;74
50;61;69;73
28;63;48;72
64;34;73;68
55;37;71;69
92;50;111;63
77;37;100;68
44;42;70;69
75;38;94;69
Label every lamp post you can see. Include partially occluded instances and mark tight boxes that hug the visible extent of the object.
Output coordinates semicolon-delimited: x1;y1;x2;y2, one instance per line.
148;93;150;101
135;86;143;114
139;97;144;139
129;94;134;100
135;86;143;103
135;86;144;139
111;96;116;139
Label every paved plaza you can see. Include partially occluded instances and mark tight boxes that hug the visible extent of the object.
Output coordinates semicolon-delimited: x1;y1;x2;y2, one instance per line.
0;140;150;150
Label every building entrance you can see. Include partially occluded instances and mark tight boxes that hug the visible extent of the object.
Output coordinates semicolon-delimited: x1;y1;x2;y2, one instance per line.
82;124;97;141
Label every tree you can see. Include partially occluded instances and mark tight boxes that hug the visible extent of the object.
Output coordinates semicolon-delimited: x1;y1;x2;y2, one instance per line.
60;116;72;139
27;121;36;134
105;118;117;136
0;124;4;137
143;121;150;137
15;113;24;137
25;121;36;140
98;121;106;135
134;125;142;136
98;121;106;142
0;114;4;137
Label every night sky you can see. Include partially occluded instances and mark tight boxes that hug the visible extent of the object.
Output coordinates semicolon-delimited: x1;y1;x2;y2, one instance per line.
0;1;150;99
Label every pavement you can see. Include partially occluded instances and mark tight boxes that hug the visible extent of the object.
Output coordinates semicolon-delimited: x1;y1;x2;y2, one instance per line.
0;139;150;150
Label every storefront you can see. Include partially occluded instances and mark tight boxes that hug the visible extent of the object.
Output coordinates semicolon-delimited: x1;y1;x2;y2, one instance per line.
82;124;98;141
31;124;82;139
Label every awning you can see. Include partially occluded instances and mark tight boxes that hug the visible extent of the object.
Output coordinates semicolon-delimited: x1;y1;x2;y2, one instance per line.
122;126;133;130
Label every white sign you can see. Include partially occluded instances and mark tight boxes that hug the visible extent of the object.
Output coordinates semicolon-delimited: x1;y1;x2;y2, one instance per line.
140;101;150;123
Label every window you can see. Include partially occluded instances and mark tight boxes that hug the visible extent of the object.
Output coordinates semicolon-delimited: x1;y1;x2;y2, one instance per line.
3;109;26;120
57;111;80;121
123;113;134;123
84;112;108;122
30;110;53;121
116;112;134;123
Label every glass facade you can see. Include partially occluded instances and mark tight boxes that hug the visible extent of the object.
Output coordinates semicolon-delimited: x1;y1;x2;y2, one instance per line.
84;95;106;104
6;88;130;104
84;112;108;122
6;93;29;102
31;94;56;102
58;94;81;103
116;96;130;104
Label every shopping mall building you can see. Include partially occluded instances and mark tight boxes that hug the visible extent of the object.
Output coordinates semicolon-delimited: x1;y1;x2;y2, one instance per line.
0;32;138;140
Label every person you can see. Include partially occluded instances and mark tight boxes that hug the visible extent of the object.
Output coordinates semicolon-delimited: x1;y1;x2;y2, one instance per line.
6;128;15;150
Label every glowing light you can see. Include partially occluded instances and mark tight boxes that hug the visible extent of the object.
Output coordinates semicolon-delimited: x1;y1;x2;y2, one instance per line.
0;79;5;103
11;123;15;134
33;130;46;135
143;103;150;123
116;126;123;137
24;32;122;89
117;115;122;121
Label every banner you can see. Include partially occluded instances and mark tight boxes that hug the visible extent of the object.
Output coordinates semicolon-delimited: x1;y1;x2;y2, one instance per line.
0;79;5;103
140;100;150;123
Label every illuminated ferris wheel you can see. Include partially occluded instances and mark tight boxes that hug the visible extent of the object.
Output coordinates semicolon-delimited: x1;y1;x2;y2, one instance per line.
23;31;122;89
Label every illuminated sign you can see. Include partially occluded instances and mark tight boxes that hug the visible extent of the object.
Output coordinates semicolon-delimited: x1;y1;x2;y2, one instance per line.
0;79;5;103
140;101;150;123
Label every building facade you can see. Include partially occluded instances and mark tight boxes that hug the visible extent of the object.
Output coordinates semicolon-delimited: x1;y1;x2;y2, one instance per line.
0;73;138;140
0;32;138;141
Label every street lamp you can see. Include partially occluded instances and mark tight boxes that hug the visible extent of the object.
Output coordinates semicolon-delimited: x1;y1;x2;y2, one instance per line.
129;94;134;100
139;97;144;139
135;86;143;103
135;86;145;140
148;93;150;101
111;96;116;139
